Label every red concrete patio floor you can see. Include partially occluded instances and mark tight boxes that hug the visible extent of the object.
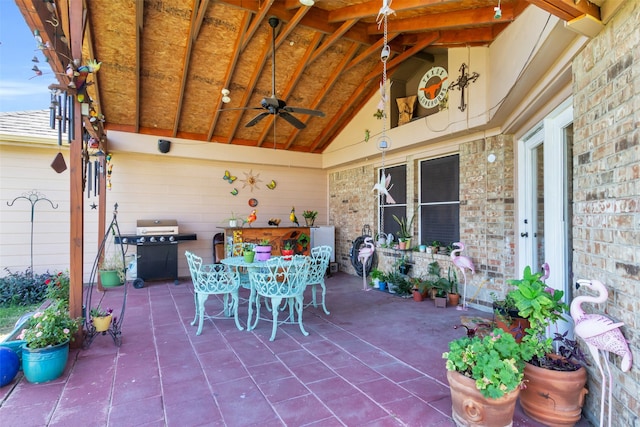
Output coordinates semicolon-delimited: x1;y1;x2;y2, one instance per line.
0;271;592;426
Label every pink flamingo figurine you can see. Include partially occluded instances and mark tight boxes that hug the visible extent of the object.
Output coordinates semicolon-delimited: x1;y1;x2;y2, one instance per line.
450;242;475;310
358;237;375;291
540;262;550;282
572;279;633;427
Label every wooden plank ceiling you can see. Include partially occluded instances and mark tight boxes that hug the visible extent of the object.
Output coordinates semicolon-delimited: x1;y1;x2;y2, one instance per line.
16;0;600;153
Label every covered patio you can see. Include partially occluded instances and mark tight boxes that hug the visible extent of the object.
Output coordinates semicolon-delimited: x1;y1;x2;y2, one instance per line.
0;272;590;426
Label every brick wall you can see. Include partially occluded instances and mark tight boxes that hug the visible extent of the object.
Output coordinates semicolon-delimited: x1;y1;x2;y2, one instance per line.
572;1;639;424
330;133;517;308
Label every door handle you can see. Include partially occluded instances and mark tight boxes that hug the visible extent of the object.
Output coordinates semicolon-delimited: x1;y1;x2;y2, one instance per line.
520;232;529;237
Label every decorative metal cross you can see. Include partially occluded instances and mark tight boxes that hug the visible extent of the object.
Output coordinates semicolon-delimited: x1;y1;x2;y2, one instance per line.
448;63;480;112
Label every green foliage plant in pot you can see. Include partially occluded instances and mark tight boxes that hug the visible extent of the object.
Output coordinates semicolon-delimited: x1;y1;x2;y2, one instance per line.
507;266;589;426
369;268;385;289
99;252;126;287
443;328;530;426
90;306;113;333
281;240;295;260
18;299;81;383
302;210;318;226
392;214;414;249
255;239;272;261
242;243;255;263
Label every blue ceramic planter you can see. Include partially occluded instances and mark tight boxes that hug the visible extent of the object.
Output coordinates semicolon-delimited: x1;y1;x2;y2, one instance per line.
21;341;69;383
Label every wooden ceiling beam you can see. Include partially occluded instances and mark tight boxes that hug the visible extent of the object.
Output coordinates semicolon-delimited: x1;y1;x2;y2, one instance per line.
207;12;251;141
309;18;359;64
328;0;441;23
287;42;360;151
240;0;275;52
368;5;517;34
172;0;210;136
526;0;600;21
15;0;72;82
134;0;143;133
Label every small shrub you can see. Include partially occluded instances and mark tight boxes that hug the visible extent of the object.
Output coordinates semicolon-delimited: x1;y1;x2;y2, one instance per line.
0;268;51;307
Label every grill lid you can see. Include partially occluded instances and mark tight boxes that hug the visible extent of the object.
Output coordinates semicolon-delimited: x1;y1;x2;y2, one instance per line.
136;219;178;235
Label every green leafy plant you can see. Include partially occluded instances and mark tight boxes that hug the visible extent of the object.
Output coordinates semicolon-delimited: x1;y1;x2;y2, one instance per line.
302;210;318;220
370;268;386;281
0;268;50;307
507;266;570;363
242;243;255;253
258;238;271;246
17;300;81;349
443;328;529;399
283;240;294;250
392;214;415;240
90;306;113;318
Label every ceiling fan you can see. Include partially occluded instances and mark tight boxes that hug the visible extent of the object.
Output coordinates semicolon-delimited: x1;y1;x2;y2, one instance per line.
244;17;325;130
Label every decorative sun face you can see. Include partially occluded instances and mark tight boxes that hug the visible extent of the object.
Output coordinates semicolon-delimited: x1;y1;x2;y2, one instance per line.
240;169;262;192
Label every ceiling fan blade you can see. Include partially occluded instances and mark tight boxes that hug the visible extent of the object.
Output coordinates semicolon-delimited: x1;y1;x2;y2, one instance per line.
279;112;306;129
283;106;325;117
245;112;270;127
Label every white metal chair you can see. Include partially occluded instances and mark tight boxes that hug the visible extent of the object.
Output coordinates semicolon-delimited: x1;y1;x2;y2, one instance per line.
305;245;332;314
185;251;243;335
247;255;310;341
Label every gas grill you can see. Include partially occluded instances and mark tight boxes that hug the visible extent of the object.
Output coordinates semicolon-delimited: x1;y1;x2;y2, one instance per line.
116;219;196;288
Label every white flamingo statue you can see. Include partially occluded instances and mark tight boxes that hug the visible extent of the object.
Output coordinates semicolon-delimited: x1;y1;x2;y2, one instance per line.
450;242;475;310
358;237;375;291
572;279;633;427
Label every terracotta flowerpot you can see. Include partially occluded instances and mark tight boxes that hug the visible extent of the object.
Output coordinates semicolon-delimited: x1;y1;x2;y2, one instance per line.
493;303;529;343
412;290;424;301
520;361;588;427
447;370;520;427
448;293;460;306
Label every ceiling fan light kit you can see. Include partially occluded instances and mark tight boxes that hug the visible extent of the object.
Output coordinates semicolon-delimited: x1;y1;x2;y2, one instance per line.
299;0;315;6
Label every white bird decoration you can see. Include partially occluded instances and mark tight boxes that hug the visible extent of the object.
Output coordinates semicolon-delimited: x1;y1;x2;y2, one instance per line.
372;172;395;204
358;237;375;291
572;279;633;427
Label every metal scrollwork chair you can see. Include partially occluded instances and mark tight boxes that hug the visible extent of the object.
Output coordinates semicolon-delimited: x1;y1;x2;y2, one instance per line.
185;251;243;335
305;245;332;314
248;255;311;341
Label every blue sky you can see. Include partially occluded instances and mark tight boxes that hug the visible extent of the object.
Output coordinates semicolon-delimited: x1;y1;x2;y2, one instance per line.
0;1;54;112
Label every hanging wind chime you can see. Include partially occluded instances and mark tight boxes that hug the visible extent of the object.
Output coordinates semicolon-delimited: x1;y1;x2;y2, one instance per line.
371;0;396;241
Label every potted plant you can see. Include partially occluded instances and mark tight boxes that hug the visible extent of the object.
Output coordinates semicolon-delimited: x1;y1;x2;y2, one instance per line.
17;299;81;383
228;212;241;228
392;214;414;249
394;255;411;275
302;210;318;227
491;292;529;343
443;328;530;426
507;266;589;426
99;251;125;287
90;306;113;332
369;268;385;289
242;243;255;263
446;267;460;307
281;240;294;260
255;238;272;261
431;240;442;254
410;277;429;301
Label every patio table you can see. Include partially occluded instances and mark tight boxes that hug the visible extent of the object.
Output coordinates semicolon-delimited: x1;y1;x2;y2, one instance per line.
220;256;308;334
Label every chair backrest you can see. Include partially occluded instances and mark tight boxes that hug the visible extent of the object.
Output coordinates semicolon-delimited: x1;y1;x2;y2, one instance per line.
249;255;310;297
185;250;238;293
308;246;332;282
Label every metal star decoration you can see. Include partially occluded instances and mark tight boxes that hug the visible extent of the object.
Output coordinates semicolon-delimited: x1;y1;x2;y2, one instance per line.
240;169;262;192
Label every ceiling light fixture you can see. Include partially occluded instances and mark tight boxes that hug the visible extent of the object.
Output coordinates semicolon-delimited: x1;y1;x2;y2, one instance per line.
299;0;314;6
494;0;502;19
221;88;231;103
